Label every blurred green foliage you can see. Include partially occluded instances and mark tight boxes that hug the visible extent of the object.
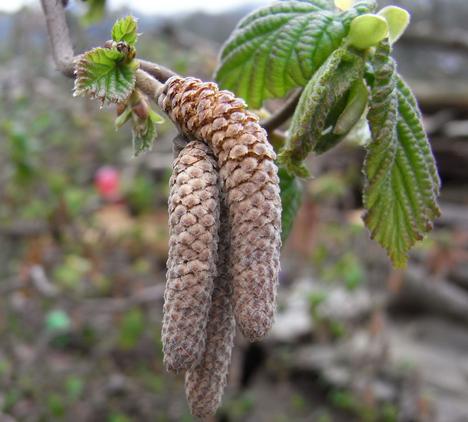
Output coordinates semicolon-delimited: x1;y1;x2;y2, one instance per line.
329;388;398;422
46;309;72;333
118;308;145;350
82;0;106;25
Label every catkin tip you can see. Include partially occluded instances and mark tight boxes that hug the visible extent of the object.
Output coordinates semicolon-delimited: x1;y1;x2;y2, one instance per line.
237;309;273;342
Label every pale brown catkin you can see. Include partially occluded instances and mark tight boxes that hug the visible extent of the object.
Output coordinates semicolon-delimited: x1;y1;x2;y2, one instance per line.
185;192;236;418
162;141;220;372
158;76;282;341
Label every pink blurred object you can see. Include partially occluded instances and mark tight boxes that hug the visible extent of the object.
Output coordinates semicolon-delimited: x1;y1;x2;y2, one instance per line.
95;166;120;201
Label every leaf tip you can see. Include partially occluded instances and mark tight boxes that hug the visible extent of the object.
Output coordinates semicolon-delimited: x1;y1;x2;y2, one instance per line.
378;6;410;44
391;256;408;269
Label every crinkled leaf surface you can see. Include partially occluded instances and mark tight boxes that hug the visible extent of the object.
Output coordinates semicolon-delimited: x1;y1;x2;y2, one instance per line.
363;43;440;267
74;47;138;104
112;16;139;46
215;0;375;108
278;47;365;176
279;167;303;242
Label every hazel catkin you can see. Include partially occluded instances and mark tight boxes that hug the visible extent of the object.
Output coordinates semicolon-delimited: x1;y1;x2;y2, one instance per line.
185;194;236;418
158;76;282;342
162;140;220;372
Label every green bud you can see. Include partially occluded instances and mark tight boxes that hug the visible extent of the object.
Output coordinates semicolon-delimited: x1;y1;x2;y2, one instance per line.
378;6;410;44
348;14;389;50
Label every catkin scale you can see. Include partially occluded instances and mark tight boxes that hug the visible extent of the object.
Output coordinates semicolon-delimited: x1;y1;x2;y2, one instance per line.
158;76;282;341
185;195;236;418
163;141;220;372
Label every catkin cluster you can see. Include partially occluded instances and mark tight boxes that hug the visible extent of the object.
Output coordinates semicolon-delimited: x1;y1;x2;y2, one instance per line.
159;76;282;417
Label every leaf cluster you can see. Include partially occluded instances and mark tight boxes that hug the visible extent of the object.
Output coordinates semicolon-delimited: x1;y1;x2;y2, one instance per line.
74;16;163;156
215;0;441;267
74;16;140;105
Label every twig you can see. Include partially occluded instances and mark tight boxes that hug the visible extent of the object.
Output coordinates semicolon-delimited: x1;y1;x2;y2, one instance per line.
40;0;175;90
261;89;302;133
0;221;49;237
135;69;164;99
30;265;58;297
138;59;176;83
40;0;75;77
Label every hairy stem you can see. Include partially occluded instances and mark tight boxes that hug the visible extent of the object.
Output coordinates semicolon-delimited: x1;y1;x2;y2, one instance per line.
138;59;176;83
135;69;164;99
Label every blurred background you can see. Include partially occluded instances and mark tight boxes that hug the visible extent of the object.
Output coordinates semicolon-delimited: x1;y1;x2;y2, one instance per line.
0;0;468;421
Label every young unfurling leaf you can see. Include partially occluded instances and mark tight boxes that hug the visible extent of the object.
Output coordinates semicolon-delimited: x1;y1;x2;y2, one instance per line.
73;47;138;104
363;42;440;267
74;16;140;105
114;92;164;156
279;168;303;243
314;77;369;154
112;16;139;47
278;47;365;176
333;78;368;136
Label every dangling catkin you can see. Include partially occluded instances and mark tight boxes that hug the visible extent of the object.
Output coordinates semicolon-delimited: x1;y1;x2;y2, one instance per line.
185;191;235;418
162;140;220;372
158;76;282;342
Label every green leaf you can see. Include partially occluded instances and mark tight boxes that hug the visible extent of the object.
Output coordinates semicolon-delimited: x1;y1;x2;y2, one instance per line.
215;1;375;108
113;94;164;157
112;16;139;46
278;47;365;176
66;376;84;401
4;125;38;186
118;308;145;349
363;43;440;268
74;47;139;104
279;167;303;242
